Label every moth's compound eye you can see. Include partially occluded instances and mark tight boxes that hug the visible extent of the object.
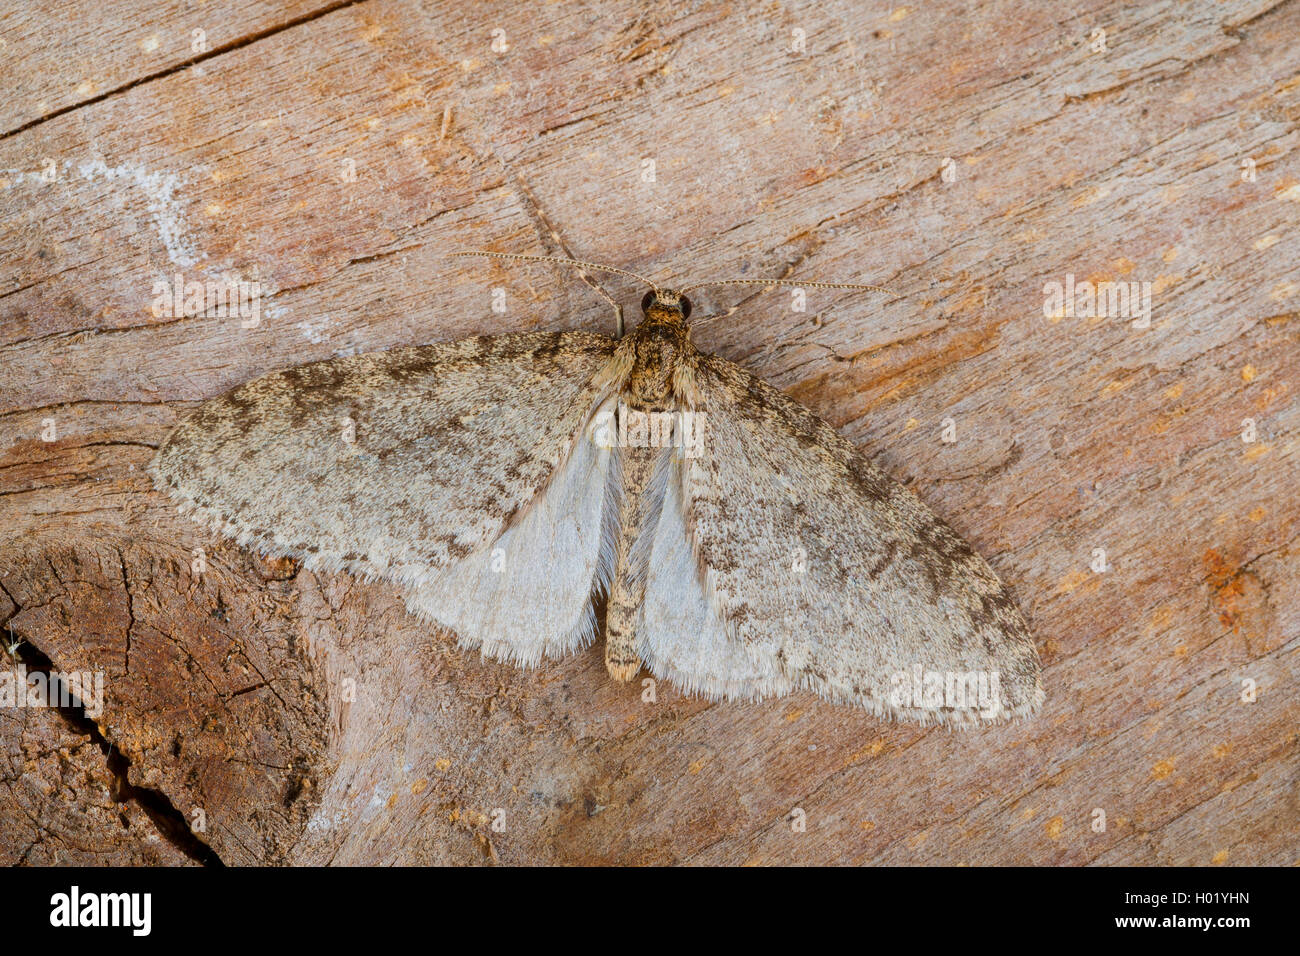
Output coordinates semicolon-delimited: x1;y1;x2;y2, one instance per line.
679;295;692;321
641;290;656;314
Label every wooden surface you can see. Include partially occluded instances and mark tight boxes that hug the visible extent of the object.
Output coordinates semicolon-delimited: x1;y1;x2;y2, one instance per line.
1;0;1297;865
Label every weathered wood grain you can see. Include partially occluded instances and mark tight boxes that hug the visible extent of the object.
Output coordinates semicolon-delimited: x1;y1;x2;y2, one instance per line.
1;0;1296;865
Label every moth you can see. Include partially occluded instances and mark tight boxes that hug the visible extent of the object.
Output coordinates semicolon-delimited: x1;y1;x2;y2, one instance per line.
150;253;1043;725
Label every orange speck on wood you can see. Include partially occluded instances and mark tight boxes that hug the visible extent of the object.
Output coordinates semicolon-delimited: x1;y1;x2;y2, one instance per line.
1257;382;1288;408
1072;185;1109;207
1151;758;1176;780
953;287;988;313
1203;548;1239;590
1055;569;1092;594
1045;816;1064;840
846;738;889;765
1274;180;1300;202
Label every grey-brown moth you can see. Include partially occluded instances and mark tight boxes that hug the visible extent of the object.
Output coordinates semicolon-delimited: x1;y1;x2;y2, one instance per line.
150;255;1044;726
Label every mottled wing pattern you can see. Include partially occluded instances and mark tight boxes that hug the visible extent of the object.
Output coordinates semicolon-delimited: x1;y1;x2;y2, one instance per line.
642;352;1043;725
638;453;796;701
151;330;620;657
400;395;621;665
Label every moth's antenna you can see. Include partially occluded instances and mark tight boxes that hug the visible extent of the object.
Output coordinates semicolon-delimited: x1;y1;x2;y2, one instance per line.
448;251;662;338
679;277;902;301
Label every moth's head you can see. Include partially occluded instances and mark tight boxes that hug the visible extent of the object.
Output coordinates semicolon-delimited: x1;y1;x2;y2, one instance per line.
640;289;692;324
449;252;898;346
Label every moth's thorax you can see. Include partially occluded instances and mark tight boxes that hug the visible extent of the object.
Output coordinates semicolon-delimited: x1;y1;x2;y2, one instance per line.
622;304;694;407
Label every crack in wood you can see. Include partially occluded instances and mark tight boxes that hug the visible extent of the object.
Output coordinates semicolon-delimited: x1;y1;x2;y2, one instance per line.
0;581;224;866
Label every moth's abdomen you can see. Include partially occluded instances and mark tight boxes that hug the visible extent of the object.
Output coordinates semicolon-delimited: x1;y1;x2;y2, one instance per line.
602;399;674;681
